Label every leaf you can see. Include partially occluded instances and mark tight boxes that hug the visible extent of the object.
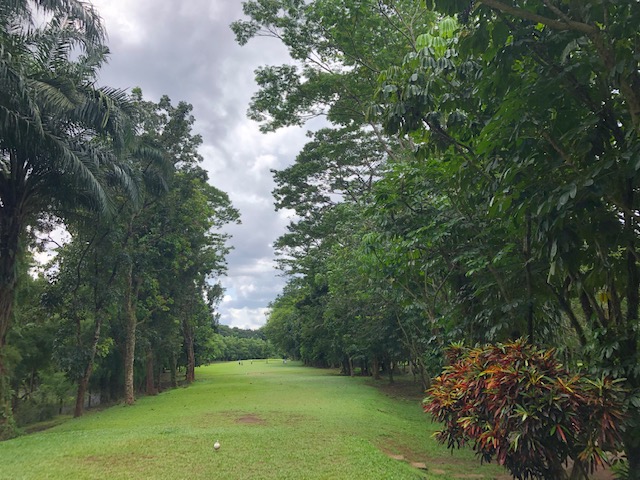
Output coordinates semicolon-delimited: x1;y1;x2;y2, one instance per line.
438;17;458;39
557;191;571;209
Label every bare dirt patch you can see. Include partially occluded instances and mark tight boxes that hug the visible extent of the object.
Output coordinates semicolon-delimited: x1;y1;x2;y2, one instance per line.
235;414;266;425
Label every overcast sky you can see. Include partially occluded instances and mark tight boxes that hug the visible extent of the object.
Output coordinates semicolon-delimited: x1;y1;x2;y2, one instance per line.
89;0;305;329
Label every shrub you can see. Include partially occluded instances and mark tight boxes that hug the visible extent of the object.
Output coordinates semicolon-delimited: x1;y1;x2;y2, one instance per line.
424;339;625;479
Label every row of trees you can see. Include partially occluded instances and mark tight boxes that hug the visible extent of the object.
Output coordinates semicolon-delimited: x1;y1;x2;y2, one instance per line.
202;325;277;362
234;0;640;474
0;1;239;438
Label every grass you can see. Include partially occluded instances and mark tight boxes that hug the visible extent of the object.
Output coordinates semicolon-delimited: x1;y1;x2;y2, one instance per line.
0;361;508;479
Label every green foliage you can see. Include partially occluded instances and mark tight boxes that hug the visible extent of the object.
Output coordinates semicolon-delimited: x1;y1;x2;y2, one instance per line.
374;0;640;464
425;340;625;479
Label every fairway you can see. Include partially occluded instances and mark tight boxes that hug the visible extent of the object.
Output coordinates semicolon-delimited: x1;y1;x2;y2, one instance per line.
0;362;506;479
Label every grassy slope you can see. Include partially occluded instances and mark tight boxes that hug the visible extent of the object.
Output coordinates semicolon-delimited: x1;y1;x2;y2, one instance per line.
0;361;506;479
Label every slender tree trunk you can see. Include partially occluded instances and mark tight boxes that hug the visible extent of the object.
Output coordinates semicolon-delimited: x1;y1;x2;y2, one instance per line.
549;281;587;347
182;319;195;383
415;358;430;391
74;313;105;417
170;352;177;388
155;362;162;392
123;266;139;405
145;348;156;395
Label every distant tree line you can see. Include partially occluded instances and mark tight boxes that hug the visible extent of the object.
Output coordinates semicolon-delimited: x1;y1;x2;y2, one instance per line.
199;325;277;362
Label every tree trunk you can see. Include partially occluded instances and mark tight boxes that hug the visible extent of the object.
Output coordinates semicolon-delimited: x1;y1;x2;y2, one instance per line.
145;348;157;395
361;357;368;376
183;319;195;383
155;361;162;392
170;352;177;388
372;358;381;379
0;343;17;440
74;314;105;417
415;358;430;391
0;184;23;439
74;375;89;417
123;266;139;405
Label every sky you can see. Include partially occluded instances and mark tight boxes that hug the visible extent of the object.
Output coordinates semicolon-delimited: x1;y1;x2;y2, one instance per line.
88;0;306;330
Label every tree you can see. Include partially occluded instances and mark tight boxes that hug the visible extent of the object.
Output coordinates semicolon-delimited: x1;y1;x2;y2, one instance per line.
376;1;640;470
0;2;134;437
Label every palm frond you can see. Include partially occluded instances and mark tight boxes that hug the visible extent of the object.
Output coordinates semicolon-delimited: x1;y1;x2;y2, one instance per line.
31;0;105;47
26;77;77;113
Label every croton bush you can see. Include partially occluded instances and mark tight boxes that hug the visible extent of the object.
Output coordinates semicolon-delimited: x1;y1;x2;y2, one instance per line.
424;339;625;479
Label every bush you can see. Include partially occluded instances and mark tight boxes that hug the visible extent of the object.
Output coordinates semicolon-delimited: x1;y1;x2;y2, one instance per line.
424;339;625;479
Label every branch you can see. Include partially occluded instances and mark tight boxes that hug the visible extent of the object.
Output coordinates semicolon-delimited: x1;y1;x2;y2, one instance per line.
478;0;598;34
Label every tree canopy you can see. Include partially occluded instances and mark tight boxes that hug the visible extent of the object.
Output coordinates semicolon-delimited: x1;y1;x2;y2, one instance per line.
237;0;640;475
0;3;239;437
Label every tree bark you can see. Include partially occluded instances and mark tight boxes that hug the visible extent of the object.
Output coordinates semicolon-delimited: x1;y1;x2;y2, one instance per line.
145;348;157;395
183;319;195;383
74;312;105;417
372;358;381;380
0;165;25;438
170;352;177;388
123;265;140;405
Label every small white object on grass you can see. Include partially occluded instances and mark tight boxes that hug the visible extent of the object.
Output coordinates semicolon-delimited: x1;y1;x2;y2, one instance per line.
213;440;221;451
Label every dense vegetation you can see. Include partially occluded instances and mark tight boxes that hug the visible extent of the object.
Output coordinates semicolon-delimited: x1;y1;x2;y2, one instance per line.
202;325;277;362
0;1;239;438
1;0;639;478
234;0;640;477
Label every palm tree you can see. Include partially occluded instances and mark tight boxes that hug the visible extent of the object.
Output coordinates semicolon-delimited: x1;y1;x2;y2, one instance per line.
0;1;130;438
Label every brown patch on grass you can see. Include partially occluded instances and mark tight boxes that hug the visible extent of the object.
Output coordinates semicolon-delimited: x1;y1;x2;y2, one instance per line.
377;436;424;464
203;410;310;428
235;414;266;425
81;453;156;465
377;437;507;478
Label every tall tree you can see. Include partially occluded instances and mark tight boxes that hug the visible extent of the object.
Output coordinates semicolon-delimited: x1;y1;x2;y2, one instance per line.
376;2;640;470
0;2;132;437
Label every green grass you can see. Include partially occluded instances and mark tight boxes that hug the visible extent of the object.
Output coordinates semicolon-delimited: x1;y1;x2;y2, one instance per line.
0;361;507;479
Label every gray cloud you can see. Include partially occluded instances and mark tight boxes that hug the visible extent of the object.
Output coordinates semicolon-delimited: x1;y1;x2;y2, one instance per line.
91;0;303;328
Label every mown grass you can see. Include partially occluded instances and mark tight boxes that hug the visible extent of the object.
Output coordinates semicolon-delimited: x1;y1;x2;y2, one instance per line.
0;361;507;479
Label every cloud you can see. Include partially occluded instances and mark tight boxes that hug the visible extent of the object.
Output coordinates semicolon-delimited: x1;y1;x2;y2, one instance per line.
89;0;304;329
224;307;270;330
